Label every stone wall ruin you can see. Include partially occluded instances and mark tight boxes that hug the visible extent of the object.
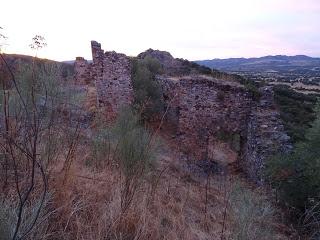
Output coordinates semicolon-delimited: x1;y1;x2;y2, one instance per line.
74;57;92;85
75;41;133;120
74;41;292;183
91;41;133;120
157;75;252;162
243;86;292;183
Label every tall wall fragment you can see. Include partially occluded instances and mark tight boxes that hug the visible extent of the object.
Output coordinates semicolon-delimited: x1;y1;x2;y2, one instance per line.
91;41;133;119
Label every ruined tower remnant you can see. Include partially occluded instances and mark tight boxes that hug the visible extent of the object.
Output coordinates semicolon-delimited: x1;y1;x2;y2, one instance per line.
91;41;133;119
74;57;92;85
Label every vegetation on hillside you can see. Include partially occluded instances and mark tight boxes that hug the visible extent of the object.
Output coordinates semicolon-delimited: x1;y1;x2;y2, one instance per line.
0;54;74;87
0;36;83;239
131;56;164;120
273;85;318;143
266;102;320;238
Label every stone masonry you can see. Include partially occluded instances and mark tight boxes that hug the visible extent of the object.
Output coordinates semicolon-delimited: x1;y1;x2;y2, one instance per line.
157;75;252;160
91;41;133;120
243;86;292;184
74;41;291;183
156;75;291;183
74;57;92;85
178;76;252;161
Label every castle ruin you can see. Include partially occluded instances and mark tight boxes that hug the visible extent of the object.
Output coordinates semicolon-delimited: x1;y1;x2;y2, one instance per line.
75;41;133;120
74;41;291;184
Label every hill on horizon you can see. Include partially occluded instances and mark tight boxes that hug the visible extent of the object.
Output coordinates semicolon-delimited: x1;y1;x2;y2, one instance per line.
195;55;320;73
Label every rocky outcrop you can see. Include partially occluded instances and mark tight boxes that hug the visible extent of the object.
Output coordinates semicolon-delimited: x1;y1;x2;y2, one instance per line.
138;49;204;76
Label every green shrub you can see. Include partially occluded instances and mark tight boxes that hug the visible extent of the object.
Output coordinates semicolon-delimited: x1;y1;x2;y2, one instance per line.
132;56;164;120
215;130;241;152
89;107;159;212
273;85;317;143
266;104;320;218
239;77;261;101
217;91;225;101
113;107;157;176
113;107;159;212
90;107;158;171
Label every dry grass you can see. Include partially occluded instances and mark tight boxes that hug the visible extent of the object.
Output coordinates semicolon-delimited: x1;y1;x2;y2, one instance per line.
24;133;287;240
43;143;226;240
229;181;277;240
0;125;290;240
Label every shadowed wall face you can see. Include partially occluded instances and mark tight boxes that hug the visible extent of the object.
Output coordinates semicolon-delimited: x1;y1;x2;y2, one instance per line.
159;76;252;161
158;76;291;183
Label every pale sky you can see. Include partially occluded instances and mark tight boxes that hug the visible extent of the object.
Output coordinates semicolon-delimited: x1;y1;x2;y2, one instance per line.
1;0;320;61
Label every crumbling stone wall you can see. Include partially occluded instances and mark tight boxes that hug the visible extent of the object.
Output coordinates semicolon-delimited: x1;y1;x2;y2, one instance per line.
177;76;252;161
74;41;133;119
158;76;291;183
156;76;180;130
91;41;133;119
74;42;292;183
74;57;93;85
243;86;292;184
158;75;252;161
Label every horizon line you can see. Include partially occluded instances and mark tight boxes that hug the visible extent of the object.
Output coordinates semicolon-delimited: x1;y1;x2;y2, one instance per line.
2;50;320;62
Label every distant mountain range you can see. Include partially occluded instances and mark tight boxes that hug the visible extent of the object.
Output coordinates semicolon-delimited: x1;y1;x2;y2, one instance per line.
195;55;320;73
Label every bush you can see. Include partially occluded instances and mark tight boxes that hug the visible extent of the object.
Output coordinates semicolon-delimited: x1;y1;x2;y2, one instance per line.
266;104;320;228
89;107;159;213
273;85;317;143
132;56;164;120
215;130;241;152
237;77;261;101
114;108;156;175
114;108;159;212
0;44;82;240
